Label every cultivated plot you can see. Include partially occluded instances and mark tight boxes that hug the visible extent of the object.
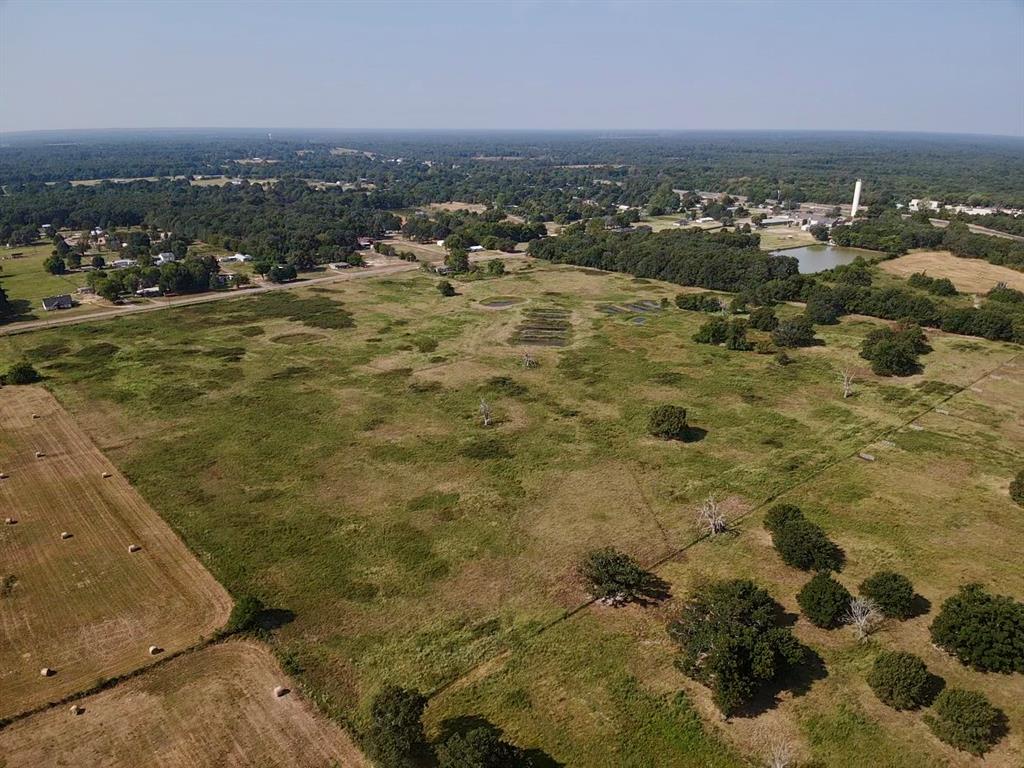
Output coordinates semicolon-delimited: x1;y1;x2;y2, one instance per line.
0;640;368;768
0;386;232;718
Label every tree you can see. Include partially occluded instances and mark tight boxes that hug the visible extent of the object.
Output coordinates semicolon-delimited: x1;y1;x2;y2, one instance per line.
227;594;265;632
770;515;843;573
693;316;729;344
267;263;297;283
484;259;506;277
797;573;851;628
696;496;727;536
859;571;915;619
365;687;430;768
840;369;854;398
436;726;525;768
808;223;829;241
867;651;932;710
771;316;817;348
930;584;1024;673
1009;469;1024;507
763;504;804;534
925;689;1004;756
844;596;883;641
478;399;492;427
647;405;688;440
748;306;778;331
437;280;455;297
445;248;470;274
4;361;42;385
252;255;275;277
91;254;106;268
668;579;804;716
43;254;67;275
579;547;661;604
724;319;751;350
860;329;919;376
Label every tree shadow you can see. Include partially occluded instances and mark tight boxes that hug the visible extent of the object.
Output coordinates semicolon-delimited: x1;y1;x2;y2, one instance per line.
907;593;932;619
0;298;36;323
921;672;946;707
255;607;296;631
631;572;672;606
680;426;708;443
732;645;828;718
435;715;563;767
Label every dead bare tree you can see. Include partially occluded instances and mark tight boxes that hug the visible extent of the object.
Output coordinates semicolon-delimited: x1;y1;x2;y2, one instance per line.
479;399;492;427
841;369;855;398
844;596;883;642
521;352;538;368
697;496;728;536
765;739;795;768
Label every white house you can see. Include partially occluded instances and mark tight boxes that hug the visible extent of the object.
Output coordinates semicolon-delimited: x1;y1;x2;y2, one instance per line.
329;262;352;270
908;199;941;212
155;252;177;265
136;286;162;297
468;245;484;252
109;258;138;269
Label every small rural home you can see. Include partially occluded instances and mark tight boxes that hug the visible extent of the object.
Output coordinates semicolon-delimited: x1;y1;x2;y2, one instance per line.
760;215;794;227
41;294;73;311
468;245;484;252
155;252;177;265
329;262;352;270
434;265;454;275
135;286;162;297
356;237;374;249
109;258;138;269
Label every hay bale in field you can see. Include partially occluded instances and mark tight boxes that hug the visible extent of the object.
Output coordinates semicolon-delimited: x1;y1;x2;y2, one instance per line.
858;452;876;462
4;517;16;525
128;543;142;553
273;685;290;698
0;472;7;479
40;667;54;677
102;472;112;479
70;704;83;715
32;413;39;419
60;531;73;540
34;450;45;458
148;645;162;655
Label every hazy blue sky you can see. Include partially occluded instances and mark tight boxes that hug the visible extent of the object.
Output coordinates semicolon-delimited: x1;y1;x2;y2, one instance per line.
2;0;1022;135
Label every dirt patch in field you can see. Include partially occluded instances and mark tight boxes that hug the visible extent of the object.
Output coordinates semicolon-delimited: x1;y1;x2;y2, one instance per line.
0;387;232;718
270;332;327;345
426;201;487;214
880;250;1024;293
0;640;368;767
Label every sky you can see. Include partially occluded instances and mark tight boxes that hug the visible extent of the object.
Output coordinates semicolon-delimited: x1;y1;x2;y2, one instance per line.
2;0;1022;136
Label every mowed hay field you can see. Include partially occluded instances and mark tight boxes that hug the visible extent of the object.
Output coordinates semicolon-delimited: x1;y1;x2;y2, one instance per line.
0;640;368;768
880;250;1024;293
0;386;232;719
0;261;1021;765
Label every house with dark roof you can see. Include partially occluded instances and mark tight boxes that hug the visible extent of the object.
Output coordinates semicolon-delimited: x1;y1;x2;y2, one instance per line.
41;294;73;311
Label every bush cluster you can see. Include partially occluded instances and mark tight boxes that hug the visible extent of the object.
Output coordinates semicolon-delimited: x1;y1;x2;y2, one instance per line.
675;292;723;312
907;271;957;296
1010;469;1024;507
747;306;779;331
771;316;817;348
693;317;750;349
867;651;932;710
3;361;41;385
860;321;929;376
797;573;851;628
859;571;915;620
930;584;1024;673
763;504;843;572
579;547;659;604
925;688;1004;756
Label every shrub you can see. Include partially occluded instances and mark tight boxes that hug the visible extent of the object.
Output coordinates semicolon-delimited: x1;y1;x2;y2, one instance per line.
365;687;430;768
724;319;751;350
227;594;265;632
647;405;688;440
579;547;661;604
771;316;817;348
693;317;729;344
860;571;915;619
436;726;524;768
3;361;42;385
669;579;804;715
748;306;779;331
771;519;843;572
763;503;804;534
860;321;929;376
1010;469;1024;507
675;292;722;312
930;584;1024;673
797;573;851;628
925;689;1004;756
266;263;298;283
867;651;932;710
437;280;455;297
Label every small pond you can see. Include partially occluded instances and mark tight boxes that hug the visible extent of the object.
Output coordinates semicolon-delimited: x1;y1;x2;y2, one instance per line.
777;244;873;274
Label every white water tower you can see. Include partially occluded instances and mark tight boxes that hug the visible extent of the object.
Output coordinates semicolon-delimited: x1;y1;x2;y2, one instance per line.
851;179;863;218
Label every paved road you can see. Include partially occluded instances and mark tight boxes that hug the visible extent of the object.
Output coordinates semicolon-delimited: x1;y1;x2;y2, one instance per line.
0;260;420;337
928;218;1024;242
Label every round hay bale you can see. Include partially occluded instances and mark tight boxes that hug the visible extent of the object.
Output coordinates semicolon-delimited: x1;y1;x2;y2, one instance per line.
34;451;45;459
148;645;162;655
273;685;289;698
0;472;7;479
128;543;142;553
40;667;54;677
70;704;83;715
102;472;112;479
4;517;15;525
32;413;39;419
60;531;73;540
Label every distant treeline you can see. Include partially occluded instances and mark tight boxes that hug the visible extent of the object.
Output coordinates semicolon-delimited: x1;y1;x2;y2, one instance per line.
530;227;1024;344
832;212;1024;270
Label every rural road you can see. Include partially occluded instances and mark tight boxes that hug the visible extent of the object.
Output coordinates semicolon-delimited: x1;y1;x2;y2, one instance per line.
928;218;1024;242
0;260;420;337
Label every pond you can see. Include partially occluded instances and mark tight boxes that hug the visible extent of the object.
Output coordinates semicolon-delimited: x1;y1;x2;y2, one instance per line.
777;244;873;274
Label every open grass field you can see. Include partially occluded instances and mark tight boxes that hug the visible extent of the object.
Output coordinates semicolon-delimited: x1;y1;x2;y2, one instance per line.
0;386;232;719
0;243;93;321
0;640;368;767
757;227;818;251
879;250;1024;293
0;260;1020;765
